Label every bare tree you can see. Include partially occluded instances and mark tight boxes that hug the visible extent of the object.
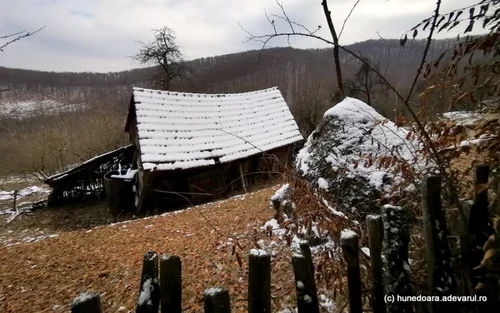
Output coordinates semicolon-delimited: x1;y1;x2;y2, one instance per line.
344;55;388;109
133;27;191;90
239;0;348;99
0;24;45;52
292;70;332;137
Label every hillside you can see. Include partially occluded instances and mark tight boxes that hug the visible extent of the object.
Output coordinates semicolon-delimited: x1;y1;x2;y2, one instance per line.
0;38;457;119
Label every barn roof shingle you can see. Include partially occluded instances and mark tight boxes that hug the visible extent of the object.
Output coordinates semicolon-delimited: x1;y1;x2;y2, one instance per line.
129;86;303;171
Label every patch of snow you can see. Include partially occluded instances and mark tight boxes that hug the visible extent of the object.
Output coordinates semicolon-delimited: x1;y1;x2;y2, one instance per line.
317;178;329;190
0;99;87;119
441;111;482;126
203;287;224;296
249;249;267;256
296;281;304;289
138;279;153;306
0;185;50;201
340;229;357;241
319;294;336;312
271;184;290;203
111;169;138;180
262;218;286;237
72;292;97;306
361;247;370;257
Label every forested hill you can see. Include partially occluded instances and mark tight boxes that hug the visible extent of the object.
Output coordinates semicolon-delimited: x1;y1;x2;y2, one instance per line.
0;38;457;118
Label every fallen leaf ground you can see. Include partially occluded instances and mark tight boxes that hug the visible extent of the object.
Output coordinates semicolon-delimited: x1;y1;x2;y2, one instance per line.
0;185;301;313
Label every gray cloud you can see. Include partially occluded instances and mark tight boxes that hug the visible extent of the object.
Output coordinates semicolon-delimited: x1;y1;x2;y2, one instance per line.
0;0;482;72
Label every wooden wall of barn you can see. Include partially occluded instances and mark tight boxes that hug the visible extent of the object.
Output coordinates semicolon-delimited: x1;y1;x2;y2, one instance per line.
136;144;293;211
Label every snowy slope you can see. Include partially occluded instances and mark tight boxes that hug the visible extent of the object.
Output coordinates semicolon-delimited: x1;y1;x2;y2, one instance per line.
0;99;87;118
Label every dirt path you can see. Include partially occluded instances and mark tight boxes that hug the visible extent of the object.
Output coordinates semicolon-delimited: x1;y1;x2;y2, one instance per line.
0;185;300;313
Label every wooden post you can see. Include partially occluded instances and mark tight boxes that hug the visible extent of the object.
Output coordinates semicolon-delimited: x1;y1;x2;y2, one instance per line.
340;229;362;313
71;292;103;313
366;215;385;313
382;205;413;313
13;190;18;213
203;287;230;313
300;243;314;278
238;161;247;193
469;165;492;295
292;250;319;313
470;165;491;246
459;200;474;299
136;251;160;313
248;249;271;313
422;176;457;312
160;254;182;313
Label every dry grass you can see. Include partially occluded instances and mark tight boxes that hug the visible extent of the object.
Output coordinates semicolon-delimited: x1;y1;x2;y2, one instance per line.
0;185;312;313
0;106;128;178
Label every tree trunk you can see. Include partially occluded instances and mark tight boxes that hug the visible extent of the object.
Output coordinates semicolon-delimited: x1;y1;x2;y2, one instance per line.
321;0;345;99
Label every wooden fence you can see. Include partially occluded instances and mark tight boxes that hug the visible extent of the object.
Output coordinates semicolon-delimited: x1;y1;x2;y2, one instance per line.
71;164;498;313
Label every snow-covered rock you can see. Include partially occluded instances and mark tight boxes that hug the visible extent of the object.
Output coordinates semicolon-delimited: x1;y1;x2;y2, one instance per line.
296;97;418;219
270;184;295;218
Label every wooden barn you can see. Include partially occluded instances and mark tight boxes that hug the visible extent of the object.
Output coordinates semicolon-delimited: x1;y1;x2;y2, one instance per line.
124;86;303;212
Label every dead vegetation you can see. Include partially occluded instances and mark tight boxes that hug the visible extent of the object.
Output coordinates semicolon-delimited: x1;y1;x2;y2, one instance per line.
0;186;303;313
0;105;128;179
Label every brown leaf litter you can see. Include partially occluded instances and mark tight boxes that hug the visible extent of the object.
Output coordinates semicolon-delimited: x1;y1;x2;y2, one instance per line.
0;185;304;313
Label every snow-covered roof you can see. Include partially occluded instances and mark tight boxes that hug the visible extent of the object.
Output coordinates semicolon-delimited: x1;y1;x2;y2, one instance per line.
129;87;303;171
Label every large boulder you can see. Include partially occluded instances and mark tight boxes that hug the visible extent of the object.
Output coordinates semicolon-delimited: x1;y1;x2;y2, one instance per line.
295;97;417;219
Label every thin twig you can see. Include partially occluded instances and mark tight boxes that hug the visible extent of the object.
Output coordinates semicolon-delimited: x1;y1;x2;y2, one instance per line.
339;0;361;40
0;26;45;52
405;0;442;103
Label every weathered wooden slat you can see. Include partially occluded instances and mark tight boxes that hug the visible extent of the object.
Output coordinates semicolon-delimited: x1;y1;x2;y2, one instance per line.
422;176;457;312
292;247;319;313
366;214;385;313
340;230;362;313
248;249;271;313
203;287;231;313
71;292;102;313
160;254;182;313
136;251;160;313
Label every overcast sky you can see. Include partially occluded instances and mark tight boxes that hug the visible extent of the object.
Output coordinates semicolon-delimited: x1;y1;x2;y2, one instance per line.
0;0;478;73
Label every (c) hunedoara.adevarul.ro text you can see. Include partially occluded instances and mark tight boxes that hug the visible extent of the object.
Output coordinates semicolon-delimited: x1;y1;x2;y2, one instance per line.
384;294;487;303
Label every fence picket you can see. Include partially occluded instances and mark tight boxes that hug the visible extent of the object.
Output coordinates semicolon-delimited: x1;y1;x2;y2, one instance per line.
136;251;160;313
382;204;413;313
248;249;271;313
292;249;319;313
71;292;103;313
340;230;362;313
422;176;457;311
160;254;182;313
203;287;231;313
366;214;385;313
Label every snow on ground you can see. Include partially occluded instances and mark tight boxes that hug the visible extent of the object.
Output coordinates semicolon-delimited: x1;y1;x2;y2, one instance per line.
0;186;50;201
0;99;87;118
440;111;482;126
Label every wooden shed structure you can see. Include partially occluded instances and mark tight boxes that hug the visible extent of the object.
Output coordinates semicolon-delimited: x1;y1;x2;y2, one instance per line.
44;144;135;206
124;86;304;212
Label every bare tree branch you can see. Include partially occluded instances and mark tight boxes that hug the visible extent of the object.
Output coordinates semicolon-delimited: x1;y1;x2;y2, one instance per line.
0;26;45;52
338;0;361;40
405;0;442;103
276;0;295;33
321;0;345;99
